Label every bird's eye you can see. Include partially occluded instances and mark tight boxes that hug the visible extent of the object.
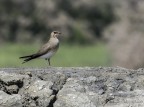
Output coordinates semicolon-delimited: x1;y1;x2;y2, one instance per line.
54;31;57;34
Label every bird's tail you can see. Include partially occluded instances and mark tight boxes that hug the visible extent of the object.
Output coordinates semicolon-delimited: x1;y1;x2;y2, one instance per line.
19;54;39;64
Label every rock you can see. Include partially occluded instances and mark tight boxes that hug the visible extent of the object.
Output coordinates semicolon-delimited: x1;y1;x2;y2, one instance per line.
27;80;54;107
0;67;144;107
105;90;144;107
0;71;29;95
54;67;144;107
6;85;19;94
54;78;96;107
50;72;67;91
0;91;22;107
0;72;27;86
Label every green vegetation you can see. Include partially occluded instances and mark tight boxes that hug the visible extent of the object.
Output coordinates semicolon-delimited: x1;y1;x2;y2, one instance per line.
0;43;110;67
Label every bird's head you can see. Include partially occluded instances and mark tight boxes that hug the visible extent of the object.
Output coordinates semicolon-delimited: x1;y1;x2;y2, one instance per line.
51;31;61;38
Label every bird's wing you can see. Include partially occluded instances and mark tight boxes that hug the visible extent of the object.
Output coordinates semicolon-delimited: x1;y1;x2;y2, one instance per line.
36;43;51;56
21;43;51;64
36;41;59;56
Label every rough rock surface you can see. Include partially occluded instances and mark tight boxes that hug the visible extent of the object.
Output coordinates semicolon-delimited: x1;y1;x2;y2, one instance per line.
0;67;144;107
0;91;22;107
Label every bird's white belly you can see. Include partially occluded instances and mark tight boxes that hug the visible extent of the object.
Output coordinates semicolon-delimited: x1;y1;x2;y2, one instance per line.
40;51;55;59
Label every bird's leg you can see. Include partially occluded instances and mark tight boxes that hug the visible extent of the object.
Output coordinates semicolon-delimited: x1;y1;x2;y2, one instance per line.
45;58;48;65
48;58;51;66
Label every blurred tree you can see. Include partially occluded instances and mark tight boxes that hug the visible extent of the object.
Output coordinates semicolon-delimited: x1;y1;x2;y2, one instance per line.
104;0;144;69
0;0;115;44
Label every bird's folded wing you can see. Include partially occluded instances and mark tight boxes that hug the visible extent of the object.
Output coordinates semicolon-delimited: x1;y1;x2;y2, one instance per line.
36;43;51;56
36;42;58;56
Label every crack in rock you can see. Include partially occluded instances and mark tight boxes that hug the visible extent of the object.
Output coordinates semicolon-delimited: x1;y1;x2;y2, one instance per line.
0;67;144;107
48;74;68;107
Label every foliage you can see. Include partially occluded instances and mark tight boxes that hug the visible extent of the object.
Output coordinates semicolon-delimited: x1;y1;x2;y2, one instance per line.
0;0;115;44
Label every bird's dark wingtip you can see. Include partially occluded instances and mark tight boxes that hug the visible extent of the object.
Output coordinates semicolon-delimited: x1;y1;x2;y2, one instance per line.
22;61;25;64
19;56;26;59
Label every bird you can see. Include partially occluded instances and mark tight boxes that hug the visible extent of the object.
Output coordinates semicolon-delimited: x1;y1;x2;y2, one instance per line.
19;31;61;65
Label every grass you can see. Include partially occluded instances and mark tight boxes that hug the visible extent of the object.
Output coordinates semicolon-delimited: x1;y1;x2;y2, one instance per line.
0;43;110;67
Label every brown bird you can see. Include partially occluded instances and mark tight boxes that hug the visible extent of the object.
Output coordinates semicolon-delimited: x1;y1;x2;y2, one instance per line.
20;31;61;65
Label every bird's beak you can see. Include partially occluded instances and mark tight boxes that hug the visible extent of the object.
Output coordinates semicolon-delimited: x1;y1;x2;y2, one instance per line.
59;32;61;34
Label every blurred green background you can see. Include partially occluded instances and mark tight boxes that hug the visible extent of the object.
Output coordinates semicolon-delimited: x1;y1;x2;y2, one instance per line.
1;0;144;69
0;43;110;67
